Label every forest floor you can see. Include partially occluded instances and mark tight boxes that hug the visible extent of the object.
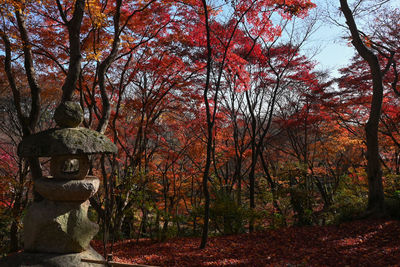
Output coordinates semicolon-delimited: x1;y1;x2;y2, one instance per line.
91;219;400;267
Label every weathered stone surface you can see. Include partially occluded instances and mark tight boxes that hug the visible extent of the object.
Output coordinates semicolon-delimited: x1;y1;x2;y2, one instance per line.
54;101;83;128
0;246;105;267
35;176;99;202
17;127;117;157
24;200;99;253
50;155;90;180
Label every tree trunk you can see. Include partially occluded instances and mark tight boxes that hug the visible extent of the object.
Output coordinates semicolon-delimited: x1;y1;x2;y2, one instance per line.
340;0;385;216
365;121;385;213
199;0;212;249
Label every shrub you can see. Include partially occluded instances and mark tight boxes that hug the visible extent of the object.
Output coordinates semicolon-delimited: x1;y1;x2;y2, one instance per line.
385;190;400;219
0;211;12;256
330;175;367;223
209;187;250;235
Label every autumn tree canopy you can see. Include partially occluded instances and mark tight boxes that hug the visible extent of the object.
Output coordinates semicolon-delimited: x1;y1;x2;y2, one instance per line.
0;0;399;257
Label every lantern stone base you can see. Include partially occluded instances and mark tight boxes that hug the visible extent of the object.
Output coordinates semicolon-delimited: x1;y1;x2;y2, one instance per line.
23;199;99;253
0;246;105;267
35;176;100;202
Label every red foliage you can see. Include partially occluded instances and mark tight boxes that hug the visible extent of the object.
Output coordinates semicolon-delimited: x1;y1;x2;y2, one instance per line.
92;219;400;266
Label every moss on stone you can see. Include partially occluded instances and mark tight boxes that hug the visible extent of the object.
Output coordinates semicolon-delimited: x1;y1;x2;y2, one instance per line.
18;127;117;157
54;102;84;128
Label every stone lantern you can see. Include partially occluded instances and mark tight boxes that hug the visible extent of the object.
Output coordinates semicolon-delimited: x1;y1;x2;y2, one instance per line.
8;102;117;266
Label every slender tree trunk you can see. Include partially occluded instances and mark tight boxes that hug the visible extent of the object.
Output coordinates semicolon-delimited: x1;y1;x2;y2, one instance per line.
260;153;285;221
60;0;85;102
236;165;242;205
200;66;212;248
9;220;19;252
340;0;385;216
199;0;252;246
248;149;256;232
199;0;212;249
365;121;385;213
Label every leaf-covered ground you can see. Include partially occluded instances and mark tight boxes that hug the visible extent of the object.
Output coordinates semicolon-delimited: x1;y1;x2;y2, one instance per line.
91;219;400;266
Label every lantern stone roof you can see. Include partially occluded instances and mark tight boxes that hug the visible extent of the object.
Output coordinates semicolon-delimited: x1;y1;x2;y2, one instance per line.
17;101;117;157
18;127;118;157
